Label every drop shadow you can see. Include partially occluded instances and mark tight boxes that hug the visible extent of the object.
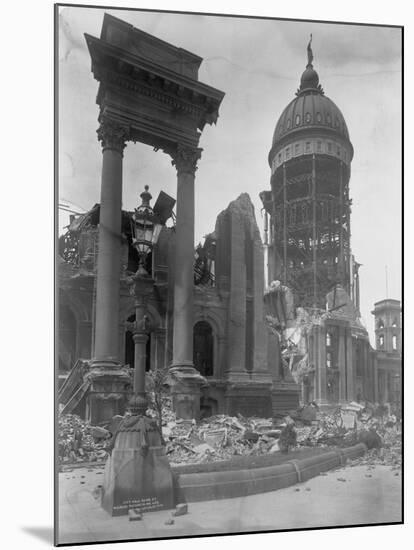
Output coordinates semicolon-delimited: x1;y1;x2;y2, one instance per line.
21;526;54;545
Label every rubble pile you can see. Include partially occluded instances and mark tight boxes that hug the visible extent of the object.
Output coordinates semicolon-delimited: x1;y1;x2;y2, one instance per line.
163;414;282;465
294;402;402;469
58;414;110;465
58;400;401;470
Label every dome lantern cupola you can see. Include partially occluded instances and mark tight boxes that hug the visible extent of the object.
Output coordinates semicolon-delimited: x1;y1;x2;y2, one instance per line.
297;35;324;95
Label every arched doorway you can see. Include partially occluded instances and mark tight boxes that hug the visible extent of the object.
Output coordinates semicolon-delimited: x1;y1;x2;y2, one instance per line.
59;304;77;373
125;314;151;371
193;321;213;377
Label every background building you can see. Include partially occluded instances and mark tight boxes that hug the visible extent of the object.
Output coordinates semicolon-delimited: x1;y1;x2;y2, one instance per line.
260;42;374;406
371;299;402;405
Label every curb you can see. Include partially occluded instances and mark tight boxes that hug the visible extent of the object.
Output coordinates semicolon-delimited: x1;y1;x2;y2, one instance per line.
174;443;367;503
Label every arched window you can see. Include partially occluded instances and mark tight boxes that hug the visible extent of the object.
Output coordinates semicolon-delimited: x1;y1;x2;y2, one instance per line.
326;332;332;347
378;318;384;329
326;352;332;369
392;319;398;328
379;334;384;348
193;321;214;377
392;335;397;350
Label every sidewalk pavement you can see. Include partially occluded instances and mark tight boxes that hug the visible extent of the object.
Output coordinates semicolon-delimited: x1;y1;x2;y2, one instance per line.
57;463;402;545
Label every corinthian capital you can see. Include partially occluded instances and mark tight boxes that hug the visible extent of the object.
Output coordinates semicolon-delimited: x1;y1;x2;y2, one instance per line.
97;118;130;153
167;144;202;175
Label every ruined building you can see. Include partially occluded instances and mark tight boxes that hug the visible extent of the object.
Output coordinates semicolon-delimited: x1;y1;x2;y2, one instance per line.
371;299;402;404
58;193;298;422
260;41;375;405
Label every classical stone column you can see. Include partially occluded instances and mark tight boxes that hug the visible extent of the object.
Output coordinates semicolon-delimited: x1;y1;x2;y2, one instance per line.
92;118;129;368
316;326;327;404
86;118;131;424
166;144;205;419
345;328;354;401
338;326;347;403
170;145;201;367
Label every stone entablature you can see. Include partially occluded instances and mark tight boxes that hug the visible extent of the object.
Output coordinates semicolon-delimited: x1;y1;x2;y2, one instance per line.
270;135;352;174
85;13;224;152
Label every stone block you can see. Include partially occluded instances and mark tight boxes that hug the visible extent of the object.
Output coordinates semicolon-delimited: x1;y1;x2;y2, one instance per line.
202;428;227;447
172;503;188;517
128;509;142;521
101;416;174;516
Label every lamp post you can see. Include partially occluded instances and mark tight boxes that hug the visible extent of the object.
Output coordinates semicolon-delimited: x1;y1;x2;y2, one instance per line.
127;185;162;416
102;186;175;517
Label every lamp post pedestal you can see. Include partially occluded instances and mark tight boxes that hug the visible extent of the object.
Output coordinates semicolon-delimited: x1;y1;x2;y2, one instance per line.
101;414;174;516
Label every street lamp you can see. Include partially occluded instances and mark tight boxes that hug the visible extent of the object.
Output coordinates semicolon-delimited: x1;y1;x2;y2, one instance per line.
131;185;163;277
127;186;163;416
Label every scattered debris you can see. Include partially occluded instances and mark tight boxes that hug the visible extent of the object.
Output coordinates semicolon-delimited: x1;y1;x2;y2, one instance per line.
58;414;110;466
128;509;142;521
173;503;188;517
164;518;175;525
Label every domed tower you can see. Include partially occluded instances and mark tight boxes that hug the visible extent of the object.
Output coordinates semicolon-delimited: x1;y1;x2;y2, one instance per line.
261;37;354;309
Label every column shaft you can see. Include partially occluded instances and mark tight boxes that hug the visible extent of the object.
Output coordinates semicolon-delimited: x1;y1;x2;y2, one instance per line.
338;326;347;402
93;148;123;365
172;168;195;367
346;328;354;401
316;326;327;403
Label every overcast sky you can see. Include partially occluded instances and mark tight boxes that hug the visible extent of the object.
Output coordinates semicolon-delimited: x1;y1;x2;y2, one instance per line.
58;5;402;343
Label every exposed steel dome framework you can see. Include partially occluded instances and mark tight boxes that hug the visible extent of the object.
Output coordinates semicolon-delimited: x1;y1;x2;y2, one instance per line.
261;37;360;311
